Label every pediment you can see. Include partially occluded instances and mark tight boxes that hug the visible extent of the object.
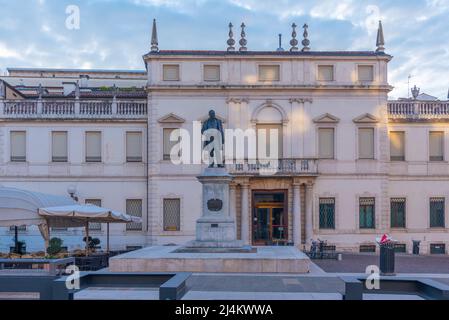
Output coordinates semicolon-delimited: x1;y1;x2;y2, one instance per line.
158;113;186;124
313;113;340;123
353;113;379;123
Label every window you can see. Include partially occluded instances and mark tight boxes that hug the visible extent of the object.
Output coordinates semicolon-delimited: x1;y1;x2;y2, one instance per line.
390;131;405;161
318;128;334;159
52;131;68;162
391;198;406;228
358;128;374;159
256;124;283;159
430;197;445;228
203;65;220;81
319;198;335;229
429;131;444;161
163;65;180;81
85;132;101;162
163;199;181;231
394;244;407;253
126;132;143;162
9;225;26;232
430;243;446;254
163;128;181;161
126;199;143;231
10;131;26;162
359;244;376;253
359;198;375;229
317;65;334;81
358;65;374;81
86;199;102;231
258;65;280;82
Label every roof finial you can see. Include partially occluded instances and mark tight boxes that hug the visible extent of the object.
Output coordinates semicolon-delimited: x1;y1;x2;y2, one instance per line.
301;23;310;52
239;23;247;52
290;23;298;52
227;23;236;52
376;20;385;53
37;83;44;99
75;81;80;99
151;19;159;52
277;34;284;51
411;85;420;100
0;80;5;99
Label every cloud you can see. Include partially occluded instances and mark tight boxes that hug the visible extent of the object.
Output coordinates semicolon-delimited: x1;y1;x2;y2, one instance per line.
0;0;447;99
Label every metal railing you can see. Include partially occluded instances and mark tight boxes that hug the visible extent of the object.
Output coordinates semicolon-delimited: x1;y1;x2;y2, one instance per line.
0;99;147;119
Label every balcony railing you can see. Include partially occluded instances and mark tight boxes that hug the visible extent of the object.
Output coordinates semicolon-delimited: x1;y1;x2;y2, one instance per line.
388;101;449;120
0;99;147;119
227;159;318;176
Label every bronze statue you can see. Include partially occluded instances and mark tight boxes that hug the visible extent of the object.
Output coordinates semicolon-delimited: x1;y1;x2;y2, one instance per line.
202;110;225;168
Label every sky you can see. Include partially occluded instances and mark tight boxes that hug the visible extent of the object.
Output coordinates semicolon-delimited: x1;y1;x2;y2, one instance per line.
0;0;448;99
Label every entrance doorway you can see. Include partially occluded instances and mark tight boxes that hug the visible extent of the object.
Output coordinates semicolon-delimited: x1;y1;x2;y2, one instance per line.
252;191;288;245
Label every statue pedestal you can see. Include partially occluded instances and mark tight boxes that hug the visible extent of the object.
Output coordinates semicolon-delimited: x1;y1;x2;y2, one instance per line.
187;167;244;248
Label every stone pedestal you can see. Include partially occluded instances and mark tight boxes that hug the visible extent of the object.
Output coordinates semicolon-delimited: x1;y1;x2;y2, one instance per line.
188;167;244;248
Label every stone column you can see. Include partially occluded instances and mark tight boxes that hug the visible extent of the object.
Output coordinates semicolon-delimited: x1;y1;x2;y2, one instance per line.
241;182;250;245
305;182;314;244
292;183;302;247
229;184;237;236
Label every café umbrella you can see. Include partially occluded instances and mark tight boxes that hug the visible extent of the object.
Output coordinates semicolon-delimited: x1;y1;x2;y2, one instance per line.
38;204;142;255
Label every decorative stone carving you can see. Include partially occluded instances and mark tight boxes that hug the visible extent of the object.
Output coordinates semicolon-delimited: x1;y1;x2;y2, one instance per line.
289;97;313;104
227;23;236;52
301;23;310;52
290;23;299;52
239;23;247;52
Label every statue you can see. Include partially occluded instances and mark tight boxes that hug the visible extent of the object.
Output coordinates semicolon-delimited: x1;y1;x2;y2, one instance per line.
202;110;225;168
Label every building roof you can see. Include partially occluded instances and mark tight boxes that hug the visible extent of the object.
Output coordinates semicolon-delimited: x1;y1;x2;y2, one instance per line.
145;50;392;58
7;67;147;75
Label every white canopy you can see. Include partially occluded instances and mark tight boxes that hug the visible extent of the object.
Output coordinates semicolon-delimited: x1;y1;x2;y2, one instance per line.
0;187;76;227
38;204;142;227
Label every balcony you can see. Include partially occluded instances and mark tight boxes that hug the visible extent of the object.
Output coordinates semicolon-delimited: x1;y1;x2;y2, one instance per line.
388;101;449;121
0;99;147;120
227;159;318;176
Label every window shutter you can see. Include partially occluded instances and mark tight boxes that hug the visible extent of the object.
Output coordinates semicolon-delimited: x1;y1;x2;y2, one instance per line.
126;199;143;231
318;128;334;159
259;65;280;81
204;65;220;81
429;131;444;161
358;66;374;81
163;199;181;231
163;65;180;81
256;124;283;159
126;132;142;162
10;131;26;162
163;128;180;160
390;131;405;161
318;66;334;81
359;128;374;159
52;131;68;162
86;132;101;162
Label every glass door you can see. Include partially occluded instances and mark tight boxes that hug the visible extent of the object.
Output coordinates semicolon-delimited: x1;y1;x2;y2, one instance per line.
253;203;287;245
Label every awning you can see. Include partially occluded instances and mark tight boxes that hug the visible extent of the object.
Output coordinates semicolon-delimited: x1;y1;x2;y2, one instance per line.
38;204;141;226
0;187;76;227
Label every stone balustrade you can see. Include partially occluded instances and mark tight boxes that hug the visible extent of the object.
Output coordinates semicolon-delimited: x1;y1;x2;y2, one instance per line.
388;101;449;120
0;99;147;119
227;159;318;176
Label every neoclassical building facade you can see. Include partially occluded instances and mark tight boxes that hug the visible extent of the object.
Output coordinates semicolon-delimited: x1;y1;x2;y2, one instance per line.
1;21;448;254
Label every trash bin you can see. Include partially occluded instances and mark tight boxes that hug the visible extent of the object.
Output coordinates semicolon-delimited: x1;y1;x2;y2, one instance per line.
379;242;395;275
412;240;420;255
